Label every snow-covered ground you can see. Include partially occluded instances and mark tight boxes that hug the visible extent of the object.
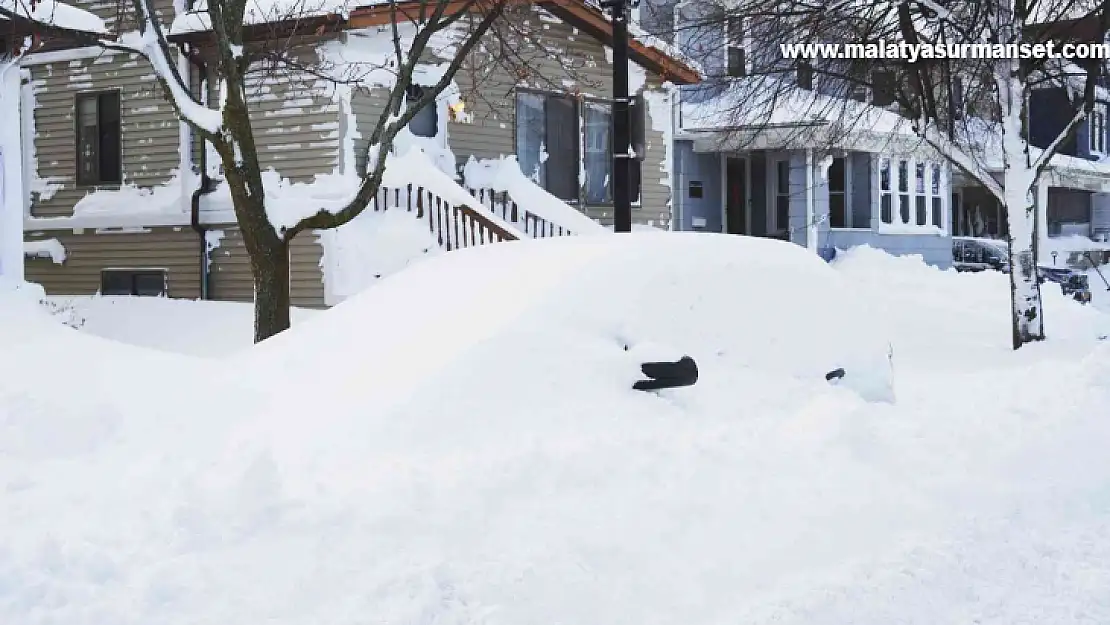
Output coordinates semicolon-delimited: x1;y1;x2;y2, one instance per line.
3;235;1110;624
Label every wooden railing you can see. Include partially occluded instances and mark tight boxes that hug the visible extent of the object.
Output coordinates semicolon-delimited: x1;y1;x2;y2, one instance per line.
466;188;574;238
372;185;519;251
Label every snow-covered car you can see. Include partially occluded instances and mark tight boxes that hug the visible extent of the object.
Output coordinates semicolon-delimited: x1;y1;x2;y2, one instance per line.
241;231;898;406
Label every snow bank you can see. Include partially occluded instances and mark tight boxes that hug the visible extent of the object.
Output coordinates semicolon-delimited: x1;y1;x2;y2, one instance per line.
834;245;1110;369
462;155;610;235
319;208;444;302
22;238;65;264
42;296;321;357
5;234;1110;623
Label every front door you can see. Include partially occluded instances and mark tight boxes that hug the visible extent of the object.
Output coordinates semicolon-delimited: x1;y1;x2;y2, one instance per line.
725;156;747;235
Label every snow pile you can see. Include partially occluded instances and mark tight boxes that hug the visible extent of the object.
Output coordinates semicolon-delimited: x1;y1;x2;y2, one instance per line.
0;0;107;33
834;244;1110;368
41;296;320;357
22;238;66;264
319;208;444;302
462;155;610;235
7;237;1110;623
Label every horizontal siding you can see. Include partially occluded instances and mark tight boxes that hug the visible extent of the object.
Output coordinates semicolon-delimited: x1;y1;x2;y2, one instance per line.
208;227;325;308
29;52;182;218
240;45;341;182
24;227;202;298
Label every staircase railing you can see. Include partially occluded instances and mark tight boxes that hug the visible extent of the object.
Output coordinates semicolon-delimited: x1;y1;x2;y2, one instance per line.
465;188;574;238
372;184;519;251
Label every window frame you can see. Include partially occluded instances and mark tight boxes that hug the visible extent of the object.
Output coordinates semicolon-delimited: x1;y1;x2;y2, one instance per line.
512;87;642;208
827;155;852;229
514;87;582;204
99;269;168;297
74;90;123;188
877;156;948;232
724;15;749;78
772;158;791;237
1090;105;1106;156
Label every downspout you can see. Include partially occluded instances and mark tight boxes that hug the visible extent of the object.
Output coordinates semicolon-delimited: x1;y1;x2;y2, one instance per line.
182;44;216;300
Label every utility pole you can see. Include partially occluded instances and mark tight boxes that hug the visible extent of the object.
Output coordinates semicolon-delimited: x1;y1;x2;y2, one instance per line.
603;0;633;233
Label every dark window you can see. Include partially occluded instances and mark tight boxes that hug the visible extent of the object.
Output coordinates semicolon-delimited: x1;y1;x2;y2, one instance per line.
405;84;438;138
100;270;166;296
76;92;122;186
726;16;746;77
872;70;896;106
775;160;790;235
689;181;703;198
797;62;814;90
951;77;965;120
828;157;847;228
515;90;580;202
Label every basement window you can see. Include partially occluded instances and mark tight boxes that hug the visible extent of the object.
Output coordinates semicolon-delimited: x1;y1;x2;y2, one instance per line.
100;270;167;296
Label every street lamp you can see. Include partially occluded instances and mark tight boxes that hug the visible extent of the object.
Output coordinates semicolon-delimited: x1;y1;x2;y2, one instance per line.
601;0;636;233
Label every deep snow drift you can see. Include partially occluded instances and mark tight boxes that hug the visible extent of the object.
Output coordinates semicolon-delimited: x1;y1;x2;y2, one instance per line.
3;237;1110;625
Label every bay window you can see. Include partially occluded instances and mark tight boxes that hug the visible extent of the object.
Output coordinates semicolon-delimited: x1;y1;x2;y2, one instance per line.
878;156;948;231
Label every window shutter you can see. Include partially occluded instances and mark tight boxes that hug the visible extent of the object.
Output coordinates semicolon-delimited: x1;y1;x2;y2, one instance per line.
544;95;579;201
797;62;814;90
727;47;746;77
630;95;646;161
97;91;122;184
871;71;896;106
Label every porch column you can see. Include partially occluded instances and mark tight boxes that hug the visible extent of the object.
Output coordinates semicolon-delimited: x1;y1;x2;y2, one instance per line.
805;149;817;251
0;61;24;281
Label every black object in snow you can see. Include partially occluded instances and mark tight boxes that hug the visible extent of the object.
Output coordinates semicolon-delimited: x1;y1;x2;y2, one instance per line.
633;356;699;391
825;368;846;381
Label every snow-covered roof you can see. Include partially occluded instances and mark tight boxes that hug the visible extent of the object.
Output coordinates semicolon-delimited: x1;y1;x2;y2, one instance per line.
0;0;107;33
168;0;702;84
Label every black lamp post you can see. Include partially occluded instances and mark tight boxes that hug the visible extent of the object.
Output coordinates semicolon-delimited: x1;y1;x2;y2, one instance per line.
601;0;634;233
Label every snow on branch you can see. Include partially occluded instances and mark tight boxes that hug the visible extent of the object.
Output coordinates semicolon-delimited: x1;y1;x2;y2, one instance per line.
111;0;223;135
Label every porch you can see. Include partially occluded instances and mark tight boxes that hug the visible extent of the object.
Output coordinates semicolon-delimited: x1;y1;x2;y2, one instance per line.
673;142;954;268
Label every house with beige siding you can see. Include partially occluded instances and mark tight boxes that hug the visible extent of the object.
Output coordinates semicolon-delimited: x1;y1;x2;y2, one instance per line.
16;0;699;306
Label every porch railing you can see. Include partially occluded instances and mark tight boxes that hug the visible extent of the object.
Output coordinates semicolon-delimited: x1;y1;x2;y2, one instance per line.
465;188;574;238
371;185;519;251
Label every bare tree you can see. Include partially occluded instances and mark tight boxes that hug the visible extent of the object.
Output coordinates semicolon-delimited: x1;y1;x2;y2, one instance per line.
660;0;1108;349
4;0;575;341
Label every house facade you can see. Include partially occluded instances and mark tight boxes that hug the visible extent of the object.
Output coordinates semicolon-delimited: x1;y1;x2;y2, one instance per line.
640;0;1110;270
17;0;698;305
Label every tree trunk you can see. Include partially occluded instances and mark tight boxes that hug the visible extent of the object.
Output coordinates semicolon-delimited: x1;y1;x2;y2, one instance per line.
250;236;291;343
1004;184;1045;350
231;183;292;343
